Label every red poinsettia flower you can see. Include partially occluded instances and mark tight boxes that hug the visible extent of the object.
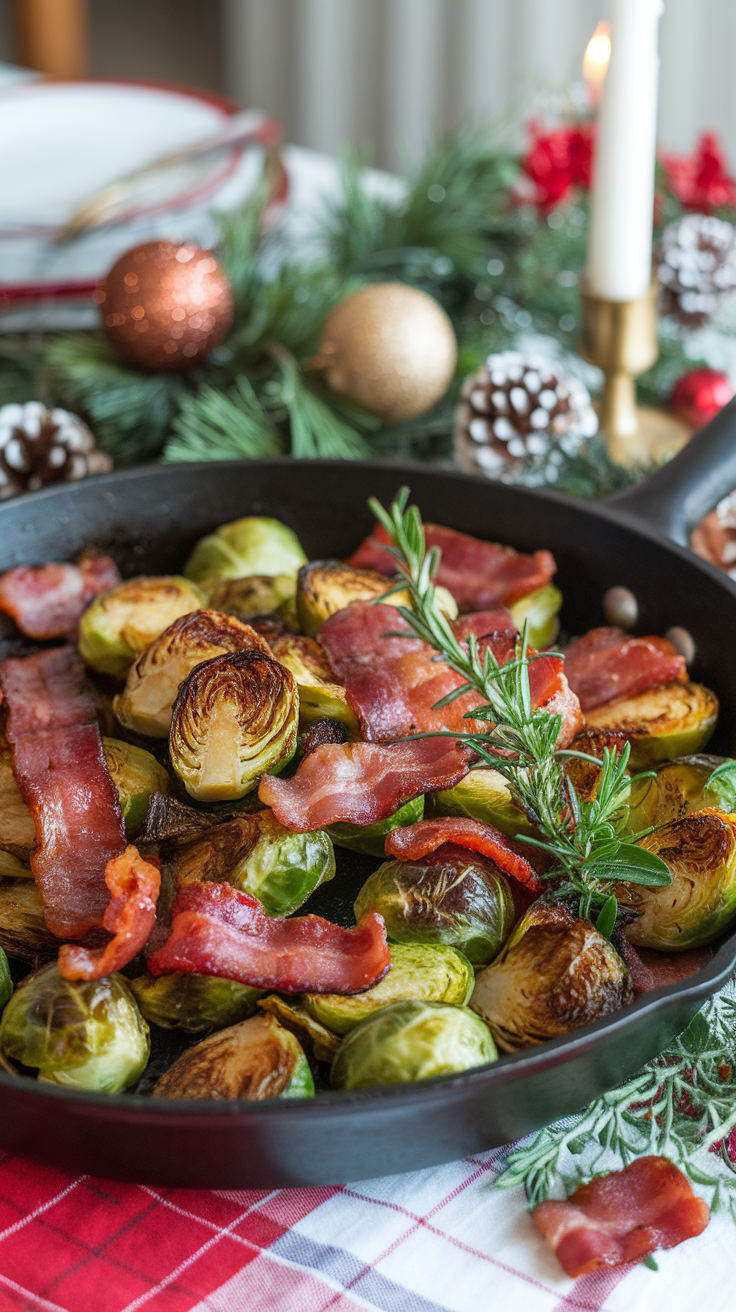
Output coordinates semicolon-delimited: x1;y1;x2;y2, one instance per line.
661;132;736;212
521;120;594;210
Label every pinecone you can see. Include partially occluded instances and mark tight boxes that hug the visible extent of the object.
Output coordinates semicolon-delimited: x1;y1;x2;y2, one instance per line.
0;403;112;500
454;351;598;482
657;213;736;327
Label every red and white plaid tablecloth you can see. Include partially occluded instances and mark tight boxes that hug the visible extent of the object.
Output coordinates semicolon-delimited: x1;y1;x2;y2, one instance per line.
0;1142;733;1312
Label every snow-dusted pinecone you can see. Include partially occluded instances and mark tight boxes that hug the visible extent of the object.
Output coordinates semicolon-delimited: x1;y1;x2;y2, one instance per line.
0;403;112;500
657;213;736;327
454;351;598;481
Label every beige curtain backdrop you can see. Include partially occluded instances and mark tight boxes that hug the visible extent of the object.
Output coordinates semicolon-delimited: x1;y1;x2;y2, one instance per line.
222;0;736;172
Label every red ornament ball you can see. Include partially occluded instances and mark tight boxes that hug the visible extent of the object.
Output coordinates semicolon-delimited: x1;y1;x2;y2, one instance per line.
97;241;234;372
670;368;734;431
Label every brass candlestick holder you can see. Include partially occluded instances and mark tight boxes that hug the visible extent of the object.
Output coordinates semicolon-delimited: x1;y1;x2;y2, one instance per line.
580;280;691;465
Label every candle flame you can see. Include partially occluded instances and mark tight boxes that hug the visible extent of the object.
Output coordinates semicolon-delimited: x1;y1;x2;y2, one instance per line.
583;20;611;101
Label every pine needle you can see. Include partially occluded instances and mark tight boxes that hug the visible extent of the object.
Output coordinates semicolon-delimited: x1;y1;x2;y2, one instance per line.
273;350;369;459
163;375;282;463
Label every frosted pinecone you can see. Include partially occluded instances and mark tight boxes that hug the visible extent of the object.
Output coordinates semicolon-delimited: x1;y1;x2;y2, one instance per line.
657;213;736;327
0;402;112;500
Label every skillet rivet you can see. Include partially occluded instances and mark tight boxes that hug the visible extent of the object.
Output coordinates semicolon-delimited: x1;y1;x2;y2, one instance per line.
602;586;638;629
665;626;696;664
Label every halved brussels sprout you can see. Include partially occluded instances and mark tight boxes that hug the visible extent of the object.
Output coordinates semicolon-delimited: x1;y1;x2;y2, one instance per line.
0;747;35;861
328;796;425;858
257;994;341;1062
426;768;537;840
170;650;298;801
583;681;718;769
152;1013;314;1100
184;517;307;586
508;584;563;650
354;850;515;967
0;878;59;960
102;737;169;834
229;809;335;916
270;634;359;733
0;851;31;879
330;1000;497;1089
200;574;297;622
0;963;149;1092
131;971;262;1034
296;560;456;637
113;609;268;738
302;942;474;1036
624;755;729;835
78;576;206;676
618;810;736;950
0;949;11;1014
471;903;633;1052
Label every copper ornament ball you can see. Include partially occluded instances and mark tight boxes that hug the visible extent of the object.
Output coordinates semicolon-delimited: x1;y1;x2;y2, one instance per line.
97;241;234;372
313;283;458;423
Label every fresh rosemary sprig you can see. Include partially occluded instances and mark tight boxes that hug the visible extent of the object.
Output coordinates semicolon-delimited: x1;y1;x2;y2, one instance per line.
368;487;671;928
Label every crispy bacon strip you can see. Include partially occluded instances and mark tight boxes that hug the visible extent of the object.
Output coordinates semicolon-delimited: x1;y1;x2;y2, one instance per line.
564;627;686;713
58;846;160;980
532;1156;709;1277
148;882;390;994
347;522;555;611
0;647;126;937
385;816;542;892
259;738;470;831
0;554;119;639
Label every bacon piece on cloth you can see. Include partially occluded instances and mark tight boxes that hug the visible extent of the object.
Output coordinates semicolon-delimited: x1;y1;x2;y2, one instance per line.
320;602;581;747
347;522;556;611
0;646;126;937
0;554;119;640
148;881;390;994
259;738;469;831
564;627;686;713
59;846;160;980
385;816;542;892
532;1155;709;1276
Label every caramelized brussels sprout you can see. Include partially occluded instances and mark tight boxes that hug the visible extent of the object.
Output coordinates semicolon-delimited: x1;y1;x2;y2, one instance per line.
0;747;35;861
330;1000;497;1089
152;1013;314;1100
328;796;425;858
508;584;563;650
0;949;11;1013
296;560;457;637
303;942;474;1036
201;574;297;622
471;903;633;1052
0;851;31;879
0;878;58;960
0;963;149;1092
101;737;169;834
584;681;718;769
354;850;515;967
427;768;537;839
270;634;359;733
618;810;736;950
184;517;307;586
170;650;298;801
78;576;205;676
113;609;268;738
624;755;730;835
257;995;341;1062
229;809;335;916
131;971;262;1034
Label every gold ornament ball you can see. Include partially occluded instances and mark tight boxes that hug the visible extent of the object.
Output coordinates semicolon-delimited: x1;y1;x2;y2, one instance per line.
314;283;458;423
97;241;234;372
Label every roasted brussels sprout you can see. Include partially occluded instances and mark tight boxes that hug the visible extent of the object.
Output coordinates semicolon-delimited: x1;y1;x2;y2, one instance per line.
101;737;169;834
0;746;35;861
0;963;149;1092
0;948;11;1013
257;994;341;1062
229;809;336;916
152;1013;314;1100
184;517;307;586
0;851;31;879
201;574;297;622
508;584;563;650
624;755;730;835
583;681;718;769
354;850;515;966
296;560;457;637
471;903;633;1052
328;796;425;858
170;650;298;801
618;810;736;950
330;1000;497;1089
426;768;537;840
303;942;474;1036
113;609;268;738
78;576;205;676
131;971;262;1034
270;634;358;733
0;879;58;959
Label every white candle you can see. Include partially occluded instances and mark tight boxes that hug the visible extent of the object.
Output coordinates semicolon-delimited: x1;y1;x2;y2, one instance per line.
586;0;663;301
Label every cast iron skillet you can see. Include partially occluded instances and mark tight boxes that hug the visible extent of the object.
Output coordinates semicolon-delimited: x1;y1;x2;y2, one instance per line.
1;403;736;1188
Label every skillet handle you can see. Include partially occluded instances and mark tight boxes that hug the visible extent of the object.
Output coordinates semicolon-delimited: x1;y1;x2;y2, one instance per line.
608;396;736;545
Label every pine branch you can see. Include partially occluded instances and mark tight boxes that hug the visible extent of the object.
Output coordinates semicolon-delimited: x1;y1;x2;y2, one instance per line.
273;350;369;459
163;375;282;463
